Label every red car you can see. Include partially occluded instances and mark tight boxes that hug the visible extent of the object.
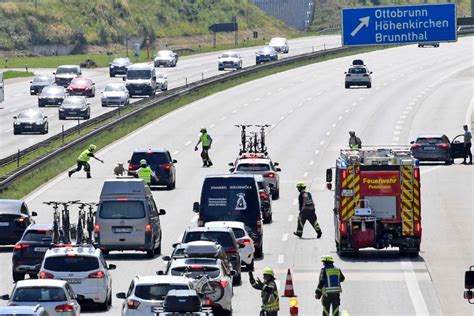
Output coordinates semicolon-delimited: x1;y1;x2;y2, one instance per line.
67;77;95;97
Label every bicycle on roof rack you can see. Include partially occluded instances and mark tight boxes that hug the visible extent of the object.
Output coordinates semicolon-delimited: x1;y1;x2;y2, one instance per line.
235;124;253;154
235;124;270;154
73;201;97;244
43;201;63;244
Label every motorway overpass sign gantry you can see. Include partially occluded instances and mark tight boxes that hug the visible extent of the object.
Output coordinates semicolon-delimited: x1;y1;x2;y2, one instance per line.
342;3;457;46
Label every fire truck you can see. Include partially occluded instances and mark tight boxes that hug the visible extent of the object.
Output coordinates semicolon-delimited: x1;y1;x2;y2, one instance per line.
326;146;421;256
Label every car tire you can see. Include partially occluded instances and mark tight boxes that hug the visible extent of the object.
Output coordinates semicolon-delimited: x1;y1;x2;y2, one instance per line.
12;271;25;282
38;103;44;108
84;113;90;120
59;115;64;120
367;83;372;88
345;83;350;89
102;249;109;256
254;245;263;259
263;212;272;224
13;129;19;135
146;241;155;258
445;159;452;165
166;181;175;190
218;67;224;71
232;274;242;286
110;72;115;77
42;126;48;134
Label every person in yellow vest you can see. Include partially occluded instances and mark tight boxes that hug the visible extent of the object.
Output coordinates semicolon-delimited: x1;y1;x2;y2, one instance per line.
194;127;213;167
315;255;345;316
68;144;104;179
249;267;279;316
130;159;158;185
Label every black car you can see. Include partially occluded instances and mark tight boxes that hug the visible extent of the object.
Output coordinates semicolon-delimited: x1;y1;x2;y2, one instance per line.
127;148;177;189
410;134;465;164
12;224;53;282
0;199;37;246
256;46;278;64
109;57;132;77
352;59;365;66
38;85;66;107
13;110;48;135
29;75;54;95
58;95;90;120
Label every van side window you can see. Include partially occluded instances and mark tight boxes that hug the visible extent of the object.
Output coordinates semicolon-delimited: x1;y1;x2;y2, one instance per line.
149;200;159;217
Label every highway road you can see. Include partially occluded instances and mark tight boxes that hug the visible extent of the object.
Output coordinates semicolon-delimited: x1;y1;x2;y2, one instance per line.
0;35;341;158
0;36;473;315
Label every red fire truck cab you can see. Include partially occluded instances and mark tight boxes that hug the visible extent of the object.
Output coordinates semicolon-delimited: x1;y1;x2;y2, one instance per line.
326;147;421;257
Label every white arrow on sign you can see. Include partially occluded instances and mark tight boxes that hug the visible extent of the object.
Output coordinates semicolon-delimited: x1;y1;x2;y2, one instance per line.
351;16;370;37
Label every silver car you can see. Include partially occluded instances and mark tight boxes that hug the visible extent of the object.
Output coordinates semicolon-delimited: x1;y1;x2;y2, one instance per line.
345;66;372;89
156;72;168;91
154;50;178;67
269;37;289;53
218;52;242;71
0;305;48;316
101;83;130;107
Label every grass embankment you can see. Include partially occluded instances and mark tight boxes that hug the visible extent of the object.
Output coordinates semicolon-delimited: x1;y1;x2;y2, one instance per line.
3;70;34;79
0;45;390;199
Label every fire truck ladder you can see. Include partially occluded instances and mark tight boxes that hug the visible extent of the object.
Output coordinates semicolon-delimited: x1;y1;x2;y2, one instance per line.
401;166;415;235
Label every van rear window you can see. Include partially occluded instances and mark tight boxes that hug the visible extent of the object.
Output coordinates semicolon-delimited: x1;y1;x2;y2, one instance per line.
131;153;169;166
99;201;145;219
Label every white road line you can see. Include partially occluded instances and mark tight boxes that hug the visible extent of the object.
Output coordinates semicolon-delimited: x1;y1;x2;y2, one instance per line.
338;116;343;120
15;93;22;97
406;106;413;110
400;115;407;119
344;109;350;113
220;116;226;121
326;131;331;136
395;125;402;130
209;124;215;129
309;160;314;166
288;109;294;114
397;120;404;124
402;111;409;114
400;260;430;315
280;116;285;121
255;97;261;101
303;172;308;178
266;92;272;96
232;109;238;114
281;234;288;242
5;128;12;132
292;199;298;206
9;108;17;113
393;136;400;141
421;165;443;175
332;123;337;128
314;150;319;155
243;103;249;107
184;141;192;146
306;97;313;101
409;102;416;106
288;215;294;222
320;140;325;145
278;255;285;264
352;102;358;107
172;150;179;155
393;131;401;135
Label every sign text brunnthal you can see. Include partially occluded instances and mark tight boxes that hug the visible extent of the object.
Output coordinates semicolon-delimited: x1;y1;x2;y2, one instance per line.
342;3;457;46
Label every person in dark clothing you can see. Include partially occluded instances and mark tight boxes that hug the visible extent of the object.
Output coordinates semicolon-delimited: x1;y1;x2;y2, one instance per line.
348;131;362;149
463;124;472;164
293;182;322;238
315;255;345;316
249;267;279;316
68;144;104;179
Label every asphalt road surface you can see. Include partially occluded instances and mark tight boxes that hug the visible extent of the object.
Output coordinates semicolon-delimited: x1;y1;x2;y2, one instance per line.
0;36;473;315
0;35;341;158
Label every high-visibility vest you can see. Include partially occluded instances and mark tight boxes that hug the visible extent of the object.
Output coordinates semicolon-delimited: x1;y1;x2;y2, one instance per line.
262;280;279;312
201;133;211;147
299;191;315;211
321;266;342;295
138;166;152;184
77;149;91;162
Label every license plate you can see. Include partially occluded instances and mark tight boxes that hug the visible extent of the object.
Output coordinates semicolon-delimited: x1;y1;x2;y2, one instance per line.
69;112;77;115
34;247;48;252
341;189;354;197
0;222;9;226
114;227;132;233
63;278;82;284
24;126;32;129
424;146;436;151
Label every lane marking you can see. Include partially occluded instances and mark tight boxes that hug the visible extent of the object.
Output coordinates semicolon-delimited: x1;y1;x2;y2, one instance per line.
397;120;404;124
314;150;319;155
242;103;249;107
332;123;337;128
255;97;261;101
393;131;401;135
320;140;325;145
9;109;17;113
281;234;288;242
400;260;430;315
288;109;294;114
184;141;192;146
303;172;308;178
421;165;443;175
309;160;314;166
280;116;285;121
326;131;331;136
288;215;294;222
393;137;400;141
352;102;358;107
338;116;343;120
209;124;215;129
266;92;272;96
232;109;238;114
395;125;402;130
344;109;350;113
172;150;179;155
220;116;226;121
278;255;284;264
5;128;13;132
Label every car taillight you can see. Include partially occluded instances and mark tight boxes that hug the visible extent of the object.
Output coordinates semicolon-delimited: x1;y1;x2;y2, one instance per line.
437;143;449;148
204;298;212;305
128;163;139;170
260;192;269;199
127;299;140;309
239;238;251;246
94;224;100;233
39;271;54;279
190;266;204;270
220;280;228;288
160;164;171;170
88;271;105;278
415;222;422;235
14;243;30;250
411;144;422;149
55;304;74;312
145;224;152;233
226;249;238;255
414;168;420;179
340;222;347;236
264;172;275;178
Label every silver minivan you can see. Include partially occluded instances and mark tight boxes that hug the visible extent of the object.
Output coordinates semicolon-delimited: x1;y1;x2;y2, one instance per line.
95;179;166;258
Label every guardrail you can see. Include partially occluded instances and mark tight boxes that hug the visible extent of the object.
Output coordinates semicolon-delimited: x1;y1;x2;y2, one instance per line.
0;45;361;191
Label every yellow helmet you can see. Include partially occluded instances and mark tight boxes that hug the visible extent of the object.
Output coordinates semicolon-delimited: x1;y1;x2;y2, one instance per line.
88;144;97;152
140;159;147;166
296;182;306;190
263;267;274;277
321;255;334;263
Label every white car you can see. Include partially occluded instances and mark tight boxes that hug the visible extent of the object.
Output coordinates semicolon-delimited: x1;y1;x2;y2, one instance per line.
156;72;168;91
117;275;191;316
101;83;130;107
167;257;233;314
218;52;242;71
269;37;289;53
0;305;48;316
1;279;81;316
154;50;178;67
205;221;255;270
345;66;372;89
39;245;115;309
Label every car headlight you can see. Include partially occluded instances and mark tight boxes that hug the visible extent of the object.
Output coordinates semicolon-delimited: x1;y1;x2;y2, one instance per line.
14;121;21;125
59;108;64;112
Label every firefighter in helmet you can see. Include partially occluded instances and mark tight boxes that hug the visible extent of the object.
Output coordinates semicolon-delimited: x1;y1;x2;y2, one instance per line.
315;255;345;316
348;131;362;149
68;144;104;179
293;182;322;238
130;159;158;185
195;127;213;167
249;267;280;315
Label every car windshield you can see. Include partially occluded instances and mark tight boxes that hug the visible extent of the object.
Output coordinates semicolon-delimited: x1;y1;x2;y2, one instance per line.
56;67;78;74
22;230;53;242
171;266;220;279
348;67;367;74
113;58;129;65
127;70;151;79
99;201;145;219
18;112;42;119
12;287;67;302
130;152;169;167
183;232;234;248
236;163;270;172
352;60;364;65
134;284;188;301
71;79;90;85
62;97;85;107
42;86;64;95
104;85;124;92
416;137;444;144
157;51;172;57
44;255;99;272
33;77;51;84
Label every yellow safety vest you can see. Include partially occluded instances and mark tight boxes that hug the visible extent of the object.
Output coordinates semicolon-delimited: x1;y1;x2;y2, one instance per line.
262;281;280;312
201;133;211;147
77;149;91;162
138;166;152;184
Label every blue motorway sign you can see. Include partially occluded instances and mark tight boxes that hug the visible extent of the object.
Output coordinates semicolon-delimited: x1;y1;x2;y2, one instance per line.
342;3;457;46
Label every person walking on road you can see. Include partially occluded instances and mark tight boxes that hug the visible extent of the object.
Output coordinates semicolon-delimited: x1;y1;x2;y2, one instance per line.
293;182;322;239
315;255;345;316
68;144;103;179
249;267;280;316
463;124;472;164
130;159;158;185
348;131;362;149
195;127;213;167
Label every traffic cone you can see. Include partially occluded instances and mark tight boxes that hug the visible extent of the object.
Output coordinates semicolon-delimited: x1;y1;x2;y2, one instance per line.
282;268;297;297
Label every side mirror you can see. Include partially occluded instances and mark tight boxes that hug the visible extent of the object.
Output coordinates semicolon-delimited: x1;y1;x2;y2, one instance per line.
108;264;117;270
44;116;48;119
465;269;474;289
52;72;56;75
370;71;373;74
273;162;279;166
116;292;126;299
13;116;17;119
127;160;131;163
326;183;332;190
156;270;164;275
172;159;177;163
31;212;38;217
162;256;171;261
326;168;333;183
92;82;95;85
159;209;166;216
172;242;179;248
275;168;281;172
193;202;200;213
229;168;236;173
76;294;85;301
410;141;415;144
1;294;9;300
228;162;234;166
30;80;33;83
239;243;245;249
344;72;347;74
